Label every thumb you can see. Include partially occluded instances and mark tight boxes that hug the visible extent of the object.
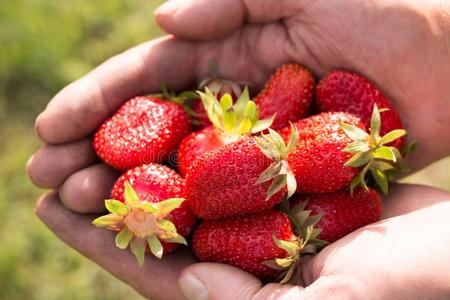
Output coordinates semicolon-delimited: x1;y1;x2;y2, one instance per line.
155;0;303;40
178;262;262;300
178;261;348;300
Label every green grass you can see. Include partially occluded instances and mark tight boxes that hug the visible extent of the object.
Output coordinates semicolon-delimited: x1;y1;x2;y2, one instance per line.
0;122;147;300
0;1;449;299
0;1;164;299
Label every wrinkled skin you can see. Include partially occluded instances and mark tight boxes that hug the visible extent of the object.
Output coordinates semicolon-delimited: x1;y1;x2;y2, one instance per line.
28;0;450;299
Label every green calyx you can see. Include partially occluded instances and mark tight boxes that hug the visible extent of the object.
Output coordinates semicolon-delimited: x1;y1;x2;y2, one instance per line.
92;182;187;266
152;85;200;120
263;211;325;284
255;125;299;200
262;200;329;284
198;87;275;141
288;200;328;253
340;104;407;195
262;236;302;284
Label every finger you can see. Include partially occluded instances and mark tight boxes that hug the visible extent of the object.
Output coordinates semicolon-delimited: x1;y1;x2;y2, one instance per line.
59;163;120;213
155;0;304;39
36;192;195;300
27;138;97;188
36;36;198;144
179;262;356;300
382;184;450;219
178;263;263;300
261;271;375;300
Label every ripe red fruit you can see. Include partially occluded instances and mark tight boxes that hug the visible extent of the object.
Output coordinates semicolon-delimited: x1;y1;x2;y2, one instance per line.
177;89;273;177
256;63;314;130
192;210;299;280
93;96;191;171
93;163;196;265
177;127;226;177
279;112;365;193
186;136;290;220
290;187;382;243
316;70;405;149
111;164;196;244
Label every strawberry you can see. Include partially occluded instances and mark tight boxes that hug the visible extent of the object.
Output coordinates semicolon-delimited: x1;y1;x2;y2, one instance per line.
280;107;407;194
290;187;382;243
192;210;303;281
186;129;298;220
93;96;191;171
339;104;407;193
177;127;225;177
316;70;405;149
279;112;364;193
255;63;314;130
177;88;274;177
93;163;196;265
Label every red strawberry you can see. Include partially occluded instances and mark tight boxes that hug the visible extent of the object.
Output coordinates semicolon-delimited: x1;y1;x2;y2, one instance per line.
280;108;407;194
279;112;365;193
177;127;226;177
93;163;196;265
177;88;274;177
255;63;314;130
186;129;298;220
93;96;191;171
192;210;301;280
316;70;405;149
290;187;382;243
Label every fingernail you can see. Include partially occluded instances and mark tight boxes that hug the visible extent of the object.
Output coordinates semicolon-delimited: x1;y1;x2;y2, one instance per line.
35;112;44;139
156;0;184;15
26;155;35;176
179;273;208;300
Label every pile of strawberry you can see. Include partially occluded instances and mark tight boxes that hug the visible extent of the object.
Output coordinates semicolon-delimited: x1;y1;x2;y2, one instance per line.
91;64;409;282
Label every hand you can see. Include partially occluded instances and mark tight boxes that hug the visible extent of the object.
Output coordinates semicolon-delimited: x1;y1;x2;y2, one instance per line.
28;1;450;197
28;0;450;299
153;0;450;171
36;184;450;299
173;184;450;300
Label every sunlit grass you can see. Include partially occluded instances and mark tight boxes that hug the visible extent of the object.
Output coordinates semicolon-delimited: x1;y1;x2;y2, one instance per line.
0;122;146;300
1;0;164;298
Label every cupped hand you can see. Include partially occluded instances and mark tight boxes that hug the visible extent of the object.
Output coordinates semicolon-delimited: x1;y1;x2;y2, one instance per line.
174;184;450;300
36;184;450;299
28;0;450;299
154;0;450;170
28;0;450;200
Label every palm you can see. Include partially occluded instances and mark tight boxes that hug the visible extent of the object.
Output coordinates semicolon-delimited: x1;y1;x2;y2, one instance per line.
300;184;450;299
192;1;447;170
37;184;450;299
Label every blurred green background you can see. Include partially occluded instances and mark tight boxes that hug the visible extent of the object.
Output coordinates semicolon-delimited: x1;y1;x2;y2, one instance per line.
0;1;449;299
0;1;165;299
